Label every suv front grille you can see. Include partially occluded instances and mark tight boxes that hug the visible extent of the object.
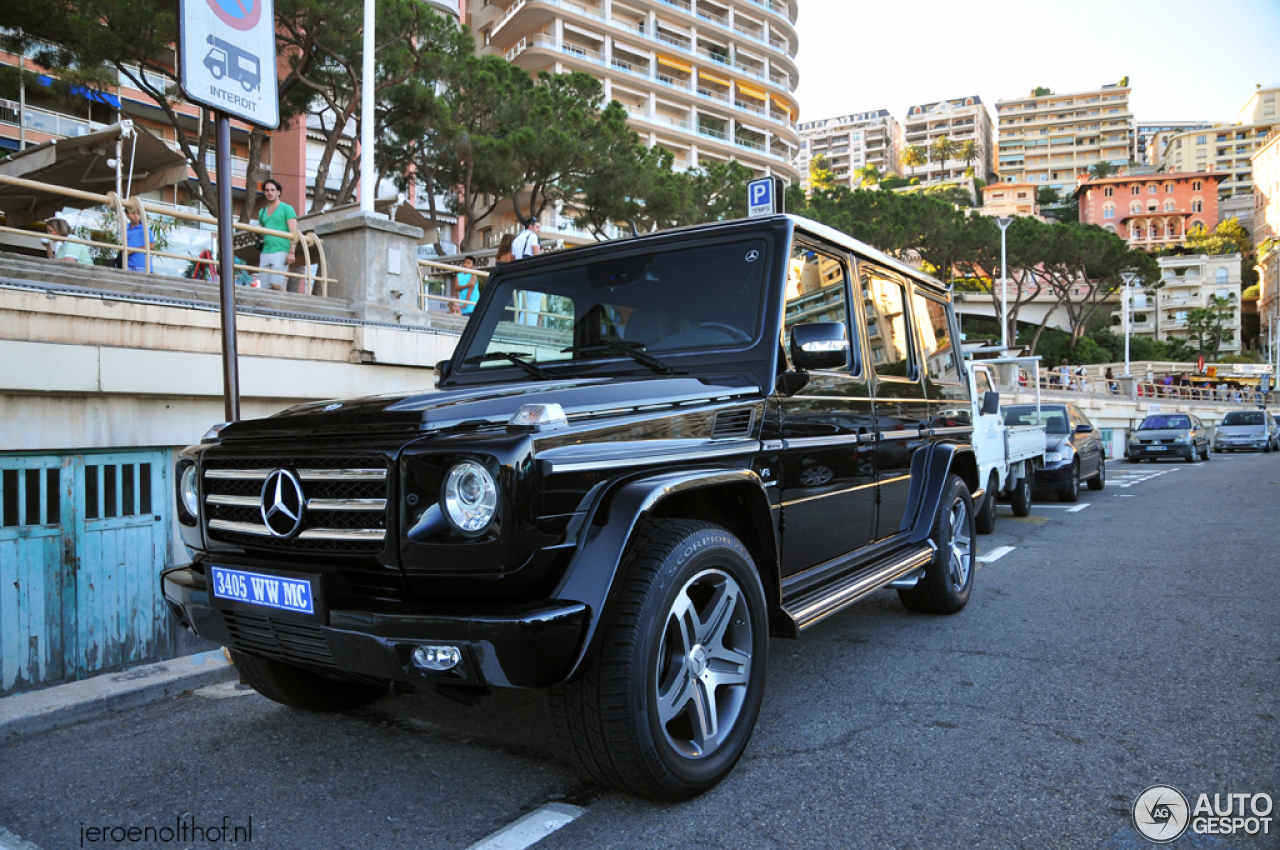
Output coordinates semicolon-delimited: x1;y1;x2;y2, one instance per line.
203;456;389;554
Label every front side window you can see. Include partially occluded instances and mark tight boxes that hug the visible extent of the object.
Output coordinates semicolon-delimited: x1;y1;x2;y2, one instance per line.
783;243;856;374
458;239;768;375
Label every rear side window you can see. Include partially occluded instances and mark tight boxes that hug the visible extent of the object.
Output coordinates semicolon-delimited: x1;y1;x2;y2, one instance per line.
911;289;964;395
861;269;916;380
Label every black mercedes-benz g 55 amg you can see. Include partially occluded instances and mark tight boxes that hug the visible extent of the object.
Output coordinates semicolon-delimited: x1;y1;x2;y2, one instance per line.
164;214;980;800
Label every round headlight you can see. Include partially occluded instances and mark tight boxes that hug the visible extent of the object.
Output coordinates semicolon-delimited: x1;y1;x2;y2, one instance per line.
179;464;200;519
442;462;498;536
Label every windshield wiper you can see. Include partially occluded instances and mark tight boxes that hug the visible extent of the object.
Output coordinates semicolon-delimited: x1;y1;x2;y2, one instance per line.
462;351;554;380
562;339;683;376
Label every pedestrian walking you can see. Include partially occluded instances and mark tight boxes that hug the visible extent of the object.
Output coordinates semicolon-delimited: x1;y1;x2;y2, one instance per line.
258;179;300;292
1104;367;1116;394
511;218;542;325
454;256;479;316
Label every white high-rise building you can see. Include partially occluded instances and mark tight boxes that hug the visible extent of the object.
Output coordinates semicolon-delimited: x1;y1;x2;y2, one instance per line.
903;95;994;184
794;110;902;192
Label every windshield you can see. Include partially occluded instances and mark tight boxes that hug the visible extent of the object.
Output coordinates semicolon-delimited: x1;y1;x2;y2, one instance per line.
457;238;768;374
1004;407;1068;434
1221;411;1263;426
1139;415;1191;430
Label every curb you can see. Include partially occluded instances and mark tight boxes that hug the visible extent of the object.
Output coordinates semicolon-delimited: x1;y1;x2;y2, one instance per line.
0;650;236;742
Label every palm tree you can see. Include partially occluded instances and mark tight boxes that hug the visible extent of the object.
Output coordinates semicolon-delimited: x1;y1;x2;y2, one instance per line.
854;163;882;188
902;145;927;179
930;136;957;181
1088;161;1119;180
957;140;980;177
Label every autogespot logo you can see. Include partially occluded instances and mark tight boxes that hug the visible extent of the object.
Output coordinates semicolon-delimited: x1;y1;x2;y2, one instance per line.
260;469;305;538
1133;785;1190;843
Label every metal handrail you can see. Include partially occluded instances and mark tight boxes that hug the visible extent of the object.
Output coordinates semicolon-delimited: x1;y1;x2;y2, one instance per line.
0;172;334;296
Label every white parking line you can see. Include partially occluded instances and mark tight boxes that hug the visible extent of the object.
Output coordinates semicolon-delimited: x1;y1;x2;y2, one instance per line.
1066;504;1090;513
466;804;586;850
978;546;1016;564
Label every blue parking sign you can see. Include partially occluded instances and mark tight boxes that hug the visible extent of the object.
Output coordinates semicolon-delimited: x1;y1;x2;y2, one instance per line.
748;177;777;217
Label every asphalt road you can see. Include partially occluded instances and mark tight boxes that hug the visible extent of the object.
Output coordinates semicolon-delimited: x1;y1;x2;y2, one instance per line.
1;452;1277;850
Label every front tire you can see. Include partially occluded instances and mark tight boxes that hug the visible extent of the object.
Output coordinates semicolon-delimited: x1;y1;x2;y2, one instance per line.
1088;456;1106;490
1057;461;1081;502
898;475;975;615
975;471;998;534
549;520;767;800
229;650;385;712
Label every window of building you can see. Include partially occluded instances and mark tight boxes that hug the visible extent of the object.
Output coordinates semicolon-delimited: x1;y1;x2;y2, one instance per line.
1130;202;1141;214
1165;183;1174;193
1148;185;1158;195
1132;186;1141;195
1192;198;1203;213
1215;268;1229;284
1192;180;1202;191
1104;186;1113;197
1103;204;1115;219
1196;135;1207;144
1164;200;1175;212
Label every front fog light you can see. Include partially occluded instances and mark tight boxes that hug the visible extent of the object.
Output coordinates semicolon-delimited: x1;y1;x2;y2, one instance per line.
412;645;461;671
179;464;200;518
442;461;498;535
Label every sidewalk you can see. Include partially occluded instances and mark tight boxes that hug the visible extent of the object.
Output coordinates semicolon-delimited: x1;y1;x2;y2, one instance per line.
0;650;236;742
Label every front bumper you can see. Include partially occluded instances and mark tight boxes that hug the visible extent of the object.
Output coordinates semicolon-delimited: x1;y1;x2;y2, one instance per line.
1215;437;1266;451
1033;462;1073;488
1128;443;1194;460
162;566;588;689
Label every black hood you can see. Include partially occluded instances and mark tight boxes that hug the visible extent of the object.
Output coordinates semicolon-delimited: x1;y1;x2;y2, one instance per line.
214;374;762;441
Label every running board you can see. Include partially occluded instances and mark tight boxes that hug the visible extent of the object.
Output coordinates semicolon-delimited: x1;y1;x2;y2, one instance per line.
783;544;936;632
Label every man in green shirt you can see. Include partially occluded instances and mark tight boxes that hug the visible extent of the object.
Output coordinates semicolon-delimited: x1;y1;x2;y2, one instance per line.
258;179;300;292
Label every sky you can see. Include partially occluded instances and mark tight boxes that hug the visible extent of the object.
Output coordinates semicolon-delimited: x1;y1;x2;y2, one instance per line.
792;0;1280;128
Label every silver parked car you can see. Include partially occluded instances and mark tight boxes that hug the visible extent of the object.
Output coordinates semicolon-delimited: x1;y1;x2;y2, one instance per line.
1214;409;1280;453
1127;413;1212;463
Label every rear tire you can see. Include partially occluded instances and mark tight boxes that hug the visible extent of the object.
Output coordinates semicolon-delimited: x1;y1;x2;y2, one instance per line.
898;475;975;615
975;471;998;535
230;650;385;712
549;520;767;800
1009;469;1033;517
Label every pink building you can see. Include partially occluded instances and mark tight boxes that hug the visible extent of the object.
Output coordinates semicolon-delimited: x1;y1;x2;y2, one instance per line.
1075;171;1219;250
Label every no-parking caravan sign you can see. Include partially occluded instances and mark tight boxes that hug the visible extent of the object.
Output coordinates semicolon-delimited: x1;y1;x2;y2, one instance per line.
179;0;279;128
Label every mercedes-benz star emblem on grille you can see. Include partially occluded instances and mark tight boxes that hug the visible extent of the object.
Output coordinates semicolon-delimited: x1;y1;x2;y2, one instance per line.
260;469;305;538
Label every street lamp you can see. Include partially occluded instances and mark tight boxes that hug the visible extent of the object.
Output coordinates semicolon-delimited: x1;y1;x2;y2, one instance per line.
1121;271;1137;380
996;216;1013;350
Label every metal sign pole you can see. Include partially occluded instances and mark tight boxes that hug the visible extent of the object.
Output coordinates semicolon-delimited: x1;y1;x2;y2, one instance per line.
215;111;241;422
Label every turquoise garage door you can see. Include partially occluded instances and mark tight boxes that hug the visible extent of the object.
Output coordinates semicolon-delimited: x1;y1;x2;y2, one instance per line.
0;450;172;693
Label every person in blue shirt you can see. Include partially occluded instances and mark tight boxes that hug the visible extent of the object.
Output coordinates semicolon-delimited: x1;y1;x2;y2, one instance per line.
454;256;479;316
125;205;153;272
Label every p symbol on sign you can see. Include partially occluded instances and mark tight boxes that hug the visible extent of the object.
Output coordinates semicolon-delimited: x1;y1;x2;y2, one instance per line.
751;182;769;205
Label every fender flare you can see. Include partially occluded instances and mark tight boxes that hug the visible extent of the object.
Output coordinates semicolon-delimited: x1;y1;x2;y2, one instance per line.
901;443;978;544
552;467;775;682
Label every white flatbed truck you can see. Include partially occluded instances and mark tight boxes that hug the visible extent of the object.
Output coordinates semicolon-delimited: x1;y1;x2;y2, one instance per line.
968;357;1046;534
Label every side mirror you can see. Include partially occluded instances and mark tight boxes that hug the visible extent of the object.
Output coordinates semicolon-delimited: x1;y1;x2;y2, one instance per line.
980;391;1001;417
434;359;452;384
1074;423;1094;434
790;322;849;371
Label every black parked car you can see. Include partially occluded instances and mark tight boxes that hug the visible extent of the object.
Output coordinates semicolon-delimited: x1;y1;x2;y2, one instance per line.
1127;413;1212;462
164;215;982;800
1002;403;1105;501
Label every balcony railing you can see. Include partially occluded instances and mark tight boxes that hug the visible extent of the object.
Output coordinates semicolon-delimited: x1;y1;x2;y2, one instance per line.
697;86;730;104
655;31;693;53
735;136;765;152
697;124;728;141
696;8;729;27
0;100;109;140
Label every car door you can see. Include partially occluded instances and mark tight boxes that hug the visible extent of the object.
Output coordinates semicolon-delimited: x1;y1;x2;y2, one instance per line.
1070;405;1103;475
777;240;876;576
860;264;930;542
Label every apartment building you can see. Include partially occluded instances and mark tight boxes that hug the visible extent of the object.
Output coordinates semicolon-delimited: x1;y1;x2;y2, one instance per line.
902;96;994;184
976;182;1041;219
994;80;1134;200
471;0;800;192
794;110;901;192
1253;129;1280;364
1137;120;1212;168
1160;86;1279;237
1076;172;1219;251
1117;254;1243;355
